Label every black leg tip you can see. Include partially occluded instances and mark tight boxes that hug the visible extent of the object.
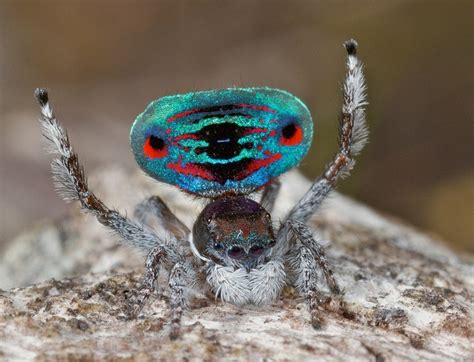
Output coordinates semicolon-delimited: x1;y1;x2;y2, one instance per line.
34;88;49;106
343;39;358;56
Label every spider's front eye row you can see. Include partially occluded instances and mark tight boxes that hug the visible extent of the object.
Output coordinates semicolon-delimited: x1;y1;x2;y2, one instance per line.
144;135;168;158
226;241;275;259
228;245;245;259
213;243;224;251
248;245;264;257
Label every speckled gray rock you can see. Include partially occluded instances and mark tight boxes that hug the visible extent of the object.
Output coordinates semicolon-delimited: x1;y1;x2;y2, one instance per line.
0;167;472;361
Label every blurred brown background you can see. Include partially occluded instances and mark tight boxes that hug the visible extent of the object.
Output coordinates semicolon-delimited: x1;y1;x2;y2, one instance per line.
0;0;472;252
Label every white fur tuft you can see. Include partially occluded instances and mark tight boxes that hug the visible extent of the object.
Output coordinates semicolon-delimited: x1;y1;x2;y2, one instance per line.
343;45;369;156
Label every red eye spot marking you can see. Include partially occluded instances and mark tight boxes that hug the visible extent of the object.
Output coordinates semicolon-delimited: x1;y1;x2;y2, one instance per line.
144;136;168;158
280;123;303;146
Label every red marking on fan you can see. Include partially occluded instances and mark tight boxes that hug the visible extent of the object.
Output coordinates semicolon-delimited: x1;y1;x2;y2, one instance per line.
167;162;215;181
235;104;276;113
243;128;268;135
280;126;304;146
236;153;282;180
143;137;168;158
167;110;197;123
174;134;199;141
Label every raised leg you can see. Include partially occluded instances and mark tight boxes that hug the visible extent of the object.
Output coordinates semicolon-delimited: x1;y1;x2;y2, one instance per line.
35;88;174;255
260;179;281;214
283;40;368;224
134;195;190;240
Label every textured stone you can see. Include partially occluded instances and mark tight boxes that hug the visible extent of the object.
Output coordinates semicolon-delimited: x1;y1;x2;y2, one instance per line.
0;167;472;360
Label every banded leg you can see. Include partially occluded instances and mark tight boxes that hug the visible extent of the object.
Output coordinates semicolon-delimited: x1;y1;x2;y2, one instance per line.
129;245;167;318
134;195;190;240
283;40;368;224
169;262;187;340
260;179;281;214
287;219;340;294
290;246;326;329
35;88;173;254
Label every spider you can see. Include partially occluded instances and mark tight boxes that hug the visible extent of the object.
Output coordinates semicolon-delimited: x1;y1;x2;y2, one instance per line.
35;39;368;339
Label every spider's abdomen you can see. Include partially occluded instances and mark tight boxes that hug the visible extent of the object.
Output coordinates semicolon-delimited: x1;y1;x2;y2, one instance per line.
130;88;313;196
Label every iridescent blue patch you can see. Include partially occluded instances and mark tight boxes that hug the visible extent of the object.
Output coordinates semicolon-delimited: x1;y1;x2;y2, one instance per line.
130;87;313;196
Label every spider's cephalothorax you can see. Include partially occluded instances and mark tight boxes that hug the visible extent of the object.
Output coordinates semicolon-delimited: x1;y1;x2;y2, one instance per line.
193;196;275;271
36;39;368;339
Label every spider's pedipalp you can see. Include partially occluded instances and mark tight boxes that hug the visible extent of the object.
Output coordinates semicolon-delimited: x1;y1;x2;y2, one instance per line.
248;257;286;306
205;262;251;305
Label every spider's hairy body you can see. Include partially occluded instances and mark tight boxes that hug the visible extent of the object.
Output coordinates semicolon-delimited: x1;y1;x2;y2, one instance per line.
206;258;286;306
36;39;368;339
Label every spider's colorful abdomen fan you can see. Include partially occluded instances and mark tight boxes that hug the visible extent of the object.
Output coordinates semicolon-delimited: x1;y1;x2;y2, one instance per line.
130;87;313;196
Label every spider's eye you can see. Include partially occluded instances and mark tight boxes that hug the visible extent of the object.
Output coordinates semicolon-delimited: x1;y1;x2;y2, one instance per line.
267;239;276;248
249;245;264;257
228;246;245;259
144;135;168;158
280;123;303;146
214;243;224;251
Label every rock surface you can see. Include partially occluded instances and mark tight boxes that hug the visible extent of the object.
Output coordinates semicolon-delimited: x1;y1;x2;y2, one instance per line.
0;167;473;361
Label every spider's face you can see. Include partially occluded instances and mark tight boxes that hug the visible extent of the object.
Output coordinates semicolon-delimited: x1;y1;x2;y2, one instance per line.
192;196;276;271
